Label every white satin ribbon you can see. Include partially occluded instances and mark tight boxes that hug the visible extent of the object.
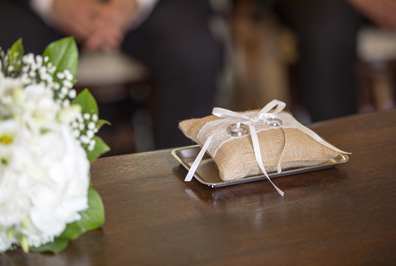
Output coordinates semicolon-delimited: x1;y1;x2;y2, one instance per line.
184;99;350;197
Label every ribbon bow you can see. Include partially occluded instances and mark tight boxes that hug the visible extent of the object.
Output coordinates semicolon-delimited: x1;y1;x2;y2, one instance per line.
184;100;349;197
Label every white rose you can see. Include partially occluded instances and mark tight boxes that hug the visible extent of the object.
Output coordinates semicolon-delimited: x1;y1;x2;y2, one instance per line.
0;73;23;118
0;120;90;250
57;104;82;125
0;120;26;214
19;84;60;134
0;120;30;251
28;125;90;235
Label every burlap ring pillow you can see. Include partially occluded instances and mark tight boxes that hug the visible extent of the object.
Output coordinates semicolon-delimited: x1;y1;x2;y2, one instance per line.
179;102;345;181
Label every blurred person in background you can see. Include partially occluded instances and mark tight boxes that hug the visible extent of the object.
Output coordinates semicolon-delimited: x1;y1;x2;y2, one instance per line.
0;0;223;149
250;0;396;122
273;0;363;122
348;0;396;29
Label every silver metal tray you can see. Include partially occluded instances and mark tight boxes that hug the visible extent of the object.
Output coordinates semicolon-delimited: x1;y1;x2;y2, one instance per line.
172;145;349;188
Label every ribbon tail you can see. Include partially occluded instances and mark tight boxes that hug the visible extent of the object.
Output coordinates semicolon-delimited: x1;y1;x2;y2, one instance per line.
277;127;287;174
184;134;214;182
249;124;285;197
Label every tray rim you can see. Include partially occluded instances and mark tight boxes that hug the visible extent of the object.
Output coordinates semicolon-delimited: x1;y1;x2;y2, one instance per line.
172;145;349;188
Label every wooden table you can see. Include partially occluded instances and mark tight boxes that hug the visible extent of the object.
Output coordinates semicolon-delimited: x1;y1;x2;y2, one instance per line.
5;109;396;265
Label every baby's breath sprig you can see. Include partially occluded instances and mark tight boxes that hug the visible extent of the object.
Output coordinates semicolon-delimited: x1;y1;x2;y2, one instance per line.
0;46;77;109
19;54;77;108
71;112;99;151
0;49;10;74
54;69;76;105
0;39;24;78
0;49;22;78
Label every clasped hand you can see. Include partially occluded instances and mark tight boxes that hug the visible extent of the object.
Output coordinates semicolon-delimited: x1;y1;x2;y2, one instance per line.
53;0;138;52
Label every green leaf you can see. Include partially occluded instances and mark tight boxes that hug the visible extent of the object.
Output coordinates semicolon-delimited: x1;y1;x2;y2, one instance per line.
87;136;110;163
96;119;111;131
42;37;78;78
72;89;98;115
79;187;105;230
60;222;85;240
9;38;23;65
60;187;105;239
30;238;69;254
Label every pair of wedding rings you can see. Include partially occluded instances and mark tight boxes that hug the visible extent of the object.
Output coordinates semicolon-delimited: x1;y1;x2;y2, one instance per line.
227;117;282;137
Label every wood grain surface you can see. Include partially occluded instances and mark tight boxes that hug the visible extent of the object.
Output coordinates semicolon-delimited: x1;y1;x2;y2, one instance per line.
4;109;396;265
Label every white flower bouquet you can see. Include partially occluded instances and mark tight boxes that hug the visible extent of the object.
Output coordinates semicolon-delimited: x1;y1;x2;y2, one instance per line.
0;37;109;253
